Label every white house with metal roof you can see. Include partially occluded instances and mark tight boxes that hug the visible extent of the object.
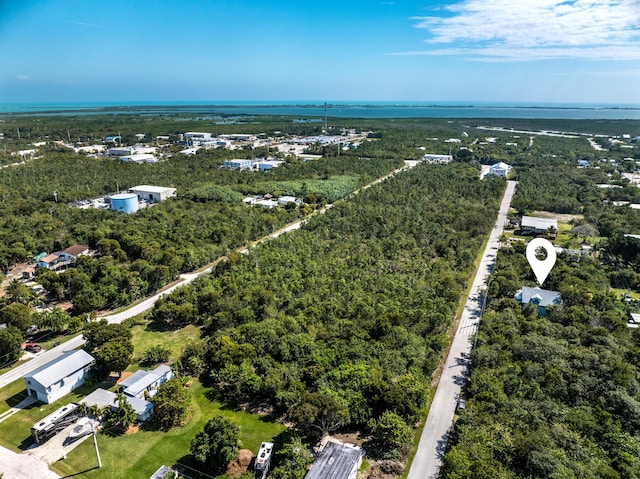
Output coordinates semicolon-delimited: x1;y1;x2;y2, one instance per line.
305;441;363;479
81;388;154;422
23;350;95;404
489;162;511;177
520;216;558;235
119;365;173;399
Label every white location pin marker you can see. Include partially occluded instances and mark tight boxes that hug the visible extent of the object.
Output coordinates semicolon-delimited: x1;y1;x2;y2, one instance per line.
526;238;556;286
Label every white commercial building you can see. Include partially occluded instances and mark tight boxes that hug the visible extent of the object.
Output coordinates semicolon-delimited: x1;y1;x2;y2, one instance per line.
120;153;158;164
129;185;177;203
223;159;253;169
184;132;214;142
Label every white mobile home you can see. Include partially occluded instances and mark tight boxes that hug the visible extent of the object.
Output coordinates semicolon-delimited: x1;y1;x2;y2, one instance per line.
119;365;173;399
24;350;95;404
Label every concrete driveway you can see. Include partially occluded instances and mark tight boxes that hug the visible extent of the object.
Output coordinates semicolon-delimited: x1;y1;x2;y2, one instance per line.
0;445;61;479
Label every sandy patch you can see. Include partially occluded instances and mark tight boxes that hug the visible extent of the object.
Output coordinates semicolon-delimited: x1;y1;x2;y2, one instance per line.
530;211;583;222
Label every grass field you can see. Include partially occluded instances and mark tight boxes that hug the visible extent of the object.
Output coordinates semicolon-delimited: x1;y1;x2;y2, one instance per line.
0;379;28;416
611;287;640;301
0;380;120;452
51;380;286;479
0;319;286;478
127;319;201;370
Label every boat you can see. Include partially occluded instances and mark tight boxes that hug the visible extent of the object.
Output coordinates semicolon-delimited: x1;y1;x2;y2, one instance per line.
68;417;95;440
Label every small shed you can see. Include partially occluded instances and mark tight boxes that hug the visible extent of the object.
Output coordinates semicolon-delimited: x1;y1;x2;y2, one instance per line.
24;350;95;404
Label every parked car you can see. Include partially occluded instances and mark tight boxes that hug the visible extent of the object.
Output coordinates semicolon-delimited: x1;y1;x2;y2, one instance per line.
24;343;42;353
457;397;466;412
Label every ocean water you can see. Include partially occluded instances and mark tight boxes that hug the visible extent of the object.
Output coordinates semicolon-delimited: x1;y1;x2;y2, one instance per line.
1;101;639;120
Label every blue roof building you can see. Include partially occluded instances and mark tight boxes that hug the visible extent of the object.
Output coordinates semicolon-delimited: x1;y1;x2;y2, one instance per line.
515;286;562;316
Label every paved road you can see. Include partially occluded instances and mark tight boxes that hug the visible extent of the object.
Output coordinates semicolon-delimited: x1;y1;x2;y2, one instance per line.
407;180;517;479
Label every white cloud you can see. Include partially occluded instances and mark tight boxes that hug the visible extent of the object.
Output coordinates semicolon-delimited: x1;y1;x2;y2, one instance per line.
63;19;101;28
399;0;640;61
16;75;30;81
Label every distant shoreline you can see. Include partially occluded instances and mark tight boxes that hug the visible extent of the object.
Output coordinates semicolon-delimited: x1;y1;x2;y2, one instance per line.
1;101;639;119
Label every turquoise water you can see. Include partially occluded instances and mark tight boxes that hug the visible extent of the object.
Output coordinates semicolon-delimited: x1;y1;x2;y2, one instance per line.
1;101;639;119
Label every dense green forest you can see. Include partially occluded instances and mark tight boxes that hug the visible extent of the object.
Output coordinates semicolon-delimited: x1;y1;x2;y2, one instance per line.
442;243;640;479
0;140;402;312
442;152;640;479
149;162;505;453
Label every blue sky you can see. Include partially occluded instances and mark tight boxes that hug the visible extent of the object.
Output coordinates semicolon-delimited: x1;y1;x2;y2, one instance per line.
1;0;639;104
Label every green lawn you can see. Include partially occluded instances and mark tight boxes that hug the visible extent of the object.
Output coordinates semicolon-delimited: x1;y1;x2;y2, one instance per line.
51;380;286;479
127;320;201;370
0;379;28;416
0;321;286;478
611;287;640;301
554;221;602;248
0;380;119;452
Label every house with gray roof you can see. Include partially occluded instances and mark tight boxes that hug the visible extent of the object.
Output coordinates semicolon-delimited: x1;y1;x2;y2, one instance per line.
24;350;95;404
305;441;363;479
119;365;173;399
515;286;562;316
81;387;154;422
520;216;558;237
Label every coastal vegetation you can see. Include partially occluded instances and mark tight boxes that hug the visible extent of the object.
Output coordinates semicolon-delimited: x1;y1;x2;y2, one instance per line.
151;162;505;450
442;153;640;479
1;114;639;477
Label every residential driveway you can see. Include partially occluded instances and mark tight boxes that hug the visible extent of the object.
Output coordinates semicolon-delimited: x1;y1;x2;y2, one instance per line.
26;418;97;465
0;445;61;479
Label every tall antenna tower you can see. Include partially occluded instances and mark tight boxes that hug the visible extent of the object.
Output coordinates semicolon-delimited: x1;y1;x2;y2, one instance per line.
324;102;328;132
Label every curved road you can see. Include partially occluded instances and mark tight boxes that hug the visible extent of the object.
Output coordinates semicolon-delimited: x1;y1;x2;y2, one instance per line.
407;180;517;479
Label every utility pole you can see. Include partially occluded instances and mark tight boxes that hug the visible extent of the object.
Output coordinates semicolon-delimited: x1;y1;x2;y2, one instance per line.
91;424;102;468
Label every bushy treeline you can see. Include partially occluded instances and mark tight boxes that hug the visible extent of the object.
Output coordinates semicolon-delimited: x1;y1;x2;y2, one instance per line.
237;175;359;203
151;164;505;440
0;149;399;269
442;243;640;479
511;158;608;215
